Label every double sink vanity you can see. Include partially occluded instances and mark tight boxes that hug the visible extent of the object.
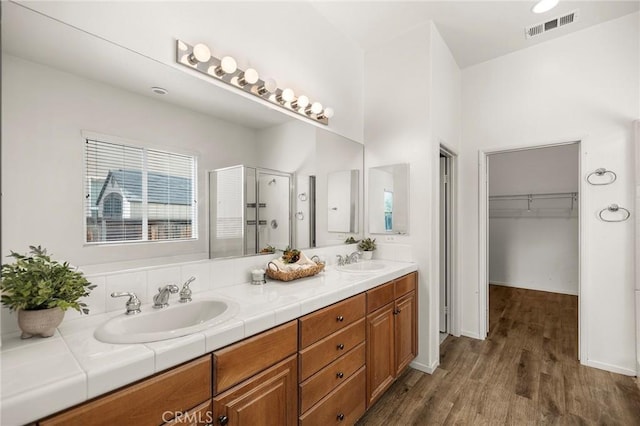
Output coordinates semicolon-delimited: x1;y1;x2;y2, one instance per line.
1;260;417;425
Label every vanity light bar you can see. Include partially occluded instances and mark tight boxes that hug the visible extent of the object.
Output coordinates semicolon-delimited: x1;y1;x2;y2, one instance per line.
176;40;333;125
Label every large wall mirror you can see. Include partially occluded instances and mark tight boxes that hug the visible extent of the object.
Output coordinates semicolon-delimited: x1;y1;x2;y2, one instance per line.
2;2;363;265
368;164;410;235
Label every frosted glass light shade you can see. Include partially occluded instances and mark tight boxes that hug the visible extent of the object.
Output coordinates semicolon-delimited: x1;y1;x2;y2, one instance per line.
310;102;323;114
323;107;334;118
220;56;237;74
263;78;277;93
281;88;295;102
244;68;259;84
532;0;559;13
191;43;211;63
296;95;310;109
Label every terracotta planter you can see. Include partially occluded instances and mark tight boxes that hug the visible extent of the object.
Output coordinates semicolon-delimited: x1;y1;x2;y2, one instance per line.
361;251;374;260
18;307;65;339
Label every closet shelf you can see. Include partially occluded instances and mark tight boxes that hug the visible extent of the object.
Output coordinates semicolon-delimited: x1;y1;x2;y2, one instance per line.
489;192;578;218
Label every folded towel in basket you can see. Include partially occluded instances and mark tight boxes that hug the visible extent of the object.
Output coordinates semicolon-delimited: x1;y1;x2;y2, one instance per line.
270;251;317;271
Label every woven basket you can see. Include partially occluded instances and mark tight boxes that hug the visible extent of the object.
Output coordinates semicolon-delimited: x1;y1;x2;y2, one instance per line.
266;261;325;282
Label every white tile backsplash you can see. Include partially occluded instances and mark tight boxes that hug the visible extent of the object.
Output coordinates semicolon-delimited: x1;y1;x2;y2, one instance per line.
146;266;182;302
181;261;212;293
5;243;379;335
105;271;148;312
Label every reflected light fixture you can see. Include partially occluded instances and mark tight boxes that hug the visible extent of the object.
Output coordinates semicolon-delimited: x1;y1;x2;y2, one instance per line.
292;95;309;110
532;0;559;14
176;40;333;125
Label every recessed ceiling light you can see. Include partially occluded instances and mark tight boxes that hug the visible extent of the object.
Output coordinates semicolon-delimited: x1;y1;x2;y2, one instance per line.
532;0;559;14
151;86;168;95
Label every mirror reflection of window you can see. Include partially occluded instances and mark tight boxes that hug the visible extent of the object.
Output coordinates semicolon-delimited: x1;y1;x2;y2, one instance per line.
384;190;393;231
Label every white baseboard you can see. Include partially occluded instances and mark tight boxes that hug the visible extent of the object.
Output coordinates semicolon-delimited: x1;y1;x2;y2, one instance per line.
584;359;637;376
489;281;578;296
410;359;438;374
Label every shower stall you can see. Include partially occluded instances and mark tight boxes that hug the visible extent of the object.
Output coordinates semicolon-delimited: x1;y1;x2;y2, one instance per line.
209;166;293;258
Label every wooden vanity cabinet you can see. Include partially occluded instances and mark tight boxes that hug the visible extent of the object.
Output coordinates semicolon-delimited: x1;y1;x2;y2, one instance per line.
39;355;212;426
366;272;417;408
211;320;299;426
298;294;367;424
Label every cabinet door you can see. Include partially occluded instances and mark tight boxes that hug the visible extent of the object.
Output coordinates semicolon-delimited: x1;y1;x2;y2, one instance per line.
395;291;417;376
39;356;212;426
163;400;212;426
213;355;297;426
365;303;396;408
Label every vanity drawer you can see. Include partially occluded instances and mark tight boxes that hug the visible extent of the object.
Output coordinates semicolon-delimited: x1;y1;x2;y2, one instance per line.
395;272;417;298
299;293;365;349
299;342;365;413
299;318;365;381
39;355;211;426
213;320;297;394
299;367;366;426
366;281;394;313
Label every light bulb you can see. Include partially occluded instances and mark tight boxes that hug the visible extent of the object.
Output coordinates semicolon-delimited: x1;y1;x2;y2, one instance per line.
281;88;295;103
238;68;259;87
323;107;334;118
532;0;559;14
220;56;237;74
243;68;259;84
257;78;277;95
296;95;310;109
189;43;211;64
310;102;323;115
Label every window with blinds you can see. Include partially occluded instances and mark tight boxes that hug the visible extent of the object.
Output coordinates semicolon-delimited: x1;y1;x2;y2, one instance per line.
85;137;197;244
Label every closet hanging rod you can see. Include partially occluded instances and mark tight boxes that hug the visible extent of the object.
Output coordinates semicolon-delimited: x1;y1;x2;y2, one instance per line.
489;192;578;201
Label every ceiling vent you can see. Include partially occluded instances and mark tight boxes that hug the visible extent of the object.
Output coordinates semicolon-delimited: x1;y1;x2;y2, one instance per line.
525;9;579;39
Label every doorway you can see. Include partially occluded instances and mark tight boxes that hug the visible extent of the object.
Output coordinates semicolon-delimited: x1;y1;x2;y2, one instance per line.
439;146;457;343
479;141;581;359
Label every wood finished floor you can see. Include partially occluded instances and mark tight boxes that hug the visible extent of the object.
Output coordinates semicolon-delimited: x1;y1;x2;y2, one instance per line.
357;285;640;425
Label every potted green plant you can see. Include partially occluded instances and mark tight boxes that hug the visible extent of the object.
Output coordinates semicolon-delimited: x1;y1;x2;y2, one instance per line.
358;237;376;260
0;245;96;339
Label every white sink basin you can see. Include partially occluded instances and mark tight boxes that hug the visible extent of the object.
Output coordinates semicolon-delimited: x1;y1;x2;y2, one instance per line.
337;261;387;273
94;299;239;344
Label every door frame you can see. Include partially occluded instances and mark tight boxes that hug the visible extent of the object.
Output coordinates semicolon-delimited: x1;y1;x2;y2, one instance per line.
477;140;584;361
439;144;460;337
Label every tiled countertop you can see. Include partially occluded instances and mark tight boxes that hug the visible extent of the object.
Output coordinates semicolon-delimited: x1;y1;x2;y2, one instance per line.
0;260;417;426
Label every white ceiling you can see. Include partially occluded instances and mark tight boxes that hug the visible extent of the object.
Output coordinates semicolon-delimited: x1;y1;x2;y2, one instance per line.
310;1;640;68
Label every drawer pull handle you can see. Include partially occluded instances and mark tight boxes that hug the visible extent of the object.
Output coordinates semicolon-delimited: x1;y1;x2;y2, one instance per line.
337;315;344;322
337;343;345;350
337;371;344;378
218;415;229;425
394;308;401;315
337;413;345;421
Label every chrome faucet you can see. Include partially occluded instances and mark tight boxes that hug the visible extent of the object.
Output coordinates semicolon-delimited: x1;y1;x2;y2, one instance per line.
153;284;179;309
111;292;141;315
336;254;346;266
347;251;361;264
179;276;195;303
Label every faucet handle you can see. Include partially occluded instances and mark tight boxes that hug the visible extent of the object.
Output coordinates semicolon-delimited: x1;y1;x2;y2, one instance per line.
111;292;142;315
180;276;195;303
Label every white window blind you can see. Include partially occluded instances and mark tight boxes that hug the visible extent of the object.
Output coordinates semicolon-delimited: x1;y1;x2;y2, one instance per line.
85;138;197;244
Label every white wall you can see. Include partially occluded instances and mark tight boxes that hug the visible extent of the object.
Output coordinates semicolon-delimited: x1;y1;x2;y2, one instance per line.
364;22;462;373
21;1;364;142
365;23;433;371
461;13;639;374
2;55;258;267
489;145;579;295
